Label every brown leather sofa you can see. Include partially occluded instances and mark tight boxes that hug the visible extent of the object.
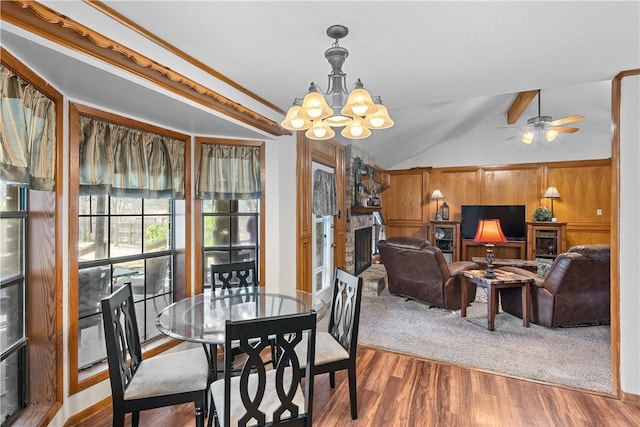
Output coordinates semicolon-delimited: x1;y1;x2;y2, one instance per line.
499;244;610;327
378;236;479;309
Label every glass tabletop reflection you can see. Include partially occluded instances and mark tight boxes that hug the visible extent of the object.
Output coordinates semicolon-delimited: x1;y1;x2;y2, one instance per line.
156;286;329;345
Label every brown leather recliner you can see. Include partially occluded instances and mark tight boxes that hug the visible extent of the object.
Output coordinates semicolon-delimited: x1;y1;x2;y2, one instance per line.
377;236;479;309
499;244;610;327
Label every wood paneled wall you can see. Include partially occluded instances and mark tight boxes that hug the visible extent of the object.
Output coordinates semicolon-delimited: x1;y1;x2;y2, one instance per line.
382;159;611;247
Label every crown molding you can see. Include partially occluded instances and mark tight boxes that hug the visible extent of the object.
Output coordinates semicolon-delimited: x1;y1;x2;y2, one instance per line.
1;0;290;137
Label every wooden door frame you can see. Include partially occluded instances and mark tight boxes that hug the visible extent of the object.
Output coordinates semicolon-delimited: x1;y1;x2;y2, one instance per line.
296;134;346;293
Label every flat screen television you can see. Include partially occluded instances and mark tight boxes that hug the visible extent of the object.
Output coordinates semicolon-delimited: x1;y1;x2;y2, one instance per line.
460;205;526;241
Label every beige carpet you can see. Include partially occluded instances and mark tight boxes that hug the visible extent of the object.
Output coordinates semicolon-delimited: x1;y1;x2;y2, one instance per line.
357;287;611;393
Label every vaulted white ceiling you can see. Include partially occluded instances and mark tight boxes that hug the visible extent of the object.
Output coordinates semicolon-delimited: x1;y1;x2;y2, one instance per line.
2;1;639;169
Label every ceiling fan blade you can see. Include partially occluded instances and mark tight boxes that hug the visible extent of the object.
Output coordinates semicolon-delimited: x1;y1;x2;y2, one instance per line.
550;126;580;134
505;135;520;140
549;115;584;127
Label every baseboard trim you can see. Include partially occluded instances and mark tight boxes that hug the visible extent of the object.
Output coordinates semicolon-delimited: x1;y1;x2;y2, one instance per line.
63;396;111;427
621;391;640;405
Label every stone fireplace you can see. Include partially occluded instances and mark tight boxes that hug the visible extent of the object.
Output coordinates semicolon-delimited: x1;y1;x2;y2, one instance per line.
345;145;375;275
354;227;372;275
345;145;388;296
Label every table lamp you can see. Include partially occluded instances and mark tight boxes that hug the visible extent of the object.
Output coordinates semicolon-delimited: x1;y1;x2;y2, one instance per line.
430;189;444;220
474;219;507;278
543;186;561;220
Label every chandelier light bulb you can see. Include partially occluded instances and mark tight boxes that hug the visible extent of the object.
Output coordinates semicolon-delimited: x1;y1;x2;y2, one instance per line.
370;117;385;128
342;83;377;118
363;101;394;129
341;119;372;139
299;86;332;121
281;105;312;131
349;124;364;137
522;131;534;144
291;118;305;129
305;120;335;140
546;129;559;142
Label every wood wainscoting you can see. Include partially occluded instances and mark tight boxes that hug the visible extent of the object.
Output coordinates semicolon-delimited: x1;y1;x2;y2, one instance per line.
381;159;611;250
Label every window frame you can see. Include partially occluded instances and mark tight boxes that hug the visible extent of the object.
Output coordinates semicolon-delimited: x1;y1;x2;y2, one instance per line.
194;137;265;294
0;185;29;425
0;47;64;426
68;103;191;394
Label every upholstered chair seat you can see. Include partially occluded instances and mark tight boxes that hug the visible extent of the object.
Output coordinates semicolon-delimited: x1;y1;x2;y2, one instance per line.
123;347;208;401
296;331;350;368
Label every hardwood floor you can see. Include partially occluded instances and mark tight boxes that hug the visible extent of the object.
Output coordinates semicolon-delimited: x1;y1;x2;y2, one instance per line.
72;346;640;427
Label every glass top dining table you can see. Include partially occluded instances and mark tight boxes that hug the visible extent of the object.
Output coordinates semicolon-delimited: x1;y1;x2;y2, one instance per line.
156;286;330;345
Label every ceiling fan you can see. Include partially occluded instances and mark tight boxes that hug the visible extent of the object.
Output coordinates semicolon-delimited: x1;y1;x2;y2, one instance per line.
506;89;583;144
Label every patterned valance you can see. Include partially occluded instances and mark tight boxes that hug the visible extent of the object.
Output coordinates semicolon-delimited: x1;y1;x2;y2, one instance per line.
313;169;338;216
196;144;261;200
79;115;185;199
0;65;56;190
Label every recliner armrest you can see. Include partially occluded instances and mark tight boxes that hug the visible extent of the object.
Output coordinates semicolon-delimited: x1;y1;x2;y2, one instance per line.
498;266;545;288
448;261;479;276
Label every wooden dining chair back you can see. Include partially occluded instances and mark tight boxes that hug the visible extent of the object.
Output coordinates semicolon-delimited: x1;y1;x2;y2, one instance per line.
210;261;257;289
296;268;363;420
209;261;261;380
208;311;317;427
101;283;208;427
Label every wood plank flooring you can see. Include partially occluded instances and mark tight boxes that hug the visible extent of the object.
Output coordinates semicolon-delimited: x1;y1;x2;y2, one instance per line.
72;346;640;427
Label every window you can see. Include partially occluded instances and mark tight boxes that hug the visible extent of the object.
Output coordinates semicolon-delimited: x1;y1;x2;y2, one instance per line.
195;137;265;292
0;182;27;425
77;195;174;368
69;103;189;392
202;200;259;287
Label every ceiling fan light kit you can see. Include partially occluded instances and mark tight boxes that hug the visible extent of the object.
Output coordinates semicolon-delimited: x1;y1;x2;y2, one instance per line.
281;25;394;140
508;89;583;144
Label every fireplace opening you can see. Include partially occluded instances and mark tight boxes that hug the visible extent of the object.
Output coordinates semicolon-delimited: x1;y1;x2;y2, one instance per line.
354;227;373;275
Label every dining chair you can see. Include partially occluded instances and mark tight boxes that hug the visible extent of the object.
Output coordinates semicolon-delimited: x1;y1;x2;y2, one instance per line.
209;260;261;378
101;283;209;427
210;260;257;289
296;268;364;420
208;311;317;427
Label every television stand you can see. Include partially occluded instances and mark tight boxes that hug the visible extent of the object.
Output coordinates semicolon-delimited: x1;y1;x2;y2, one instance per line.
461;239;526;261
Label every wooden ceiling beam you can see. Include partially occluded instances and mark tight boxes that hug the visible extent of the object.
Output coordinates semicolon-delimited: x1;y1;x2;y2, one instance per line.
507;90;538;124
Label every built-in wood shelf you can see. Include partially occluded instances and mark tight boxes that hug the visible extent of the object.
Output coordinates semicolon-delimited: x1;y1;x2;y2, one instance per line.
351;206;382;214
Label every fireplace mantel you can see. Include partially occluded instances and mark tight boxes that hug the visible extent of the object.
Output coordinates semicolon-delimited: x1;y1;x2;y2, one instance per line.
351;206;382;215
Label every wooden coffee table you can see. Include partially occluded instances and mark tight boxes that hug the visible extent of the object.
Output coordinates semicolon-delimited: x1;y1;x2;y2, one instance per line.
471;257;540;273
461;269;532;331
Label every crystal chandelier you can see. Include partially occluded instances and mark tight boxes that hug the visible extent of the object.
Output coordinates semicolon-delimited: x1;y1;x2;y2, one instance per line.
281;25;394;140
